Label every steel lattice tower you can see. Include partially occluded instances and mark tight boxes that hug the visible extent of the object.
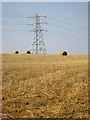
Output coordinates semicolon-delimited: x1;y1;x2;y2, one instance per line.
28;14;47;54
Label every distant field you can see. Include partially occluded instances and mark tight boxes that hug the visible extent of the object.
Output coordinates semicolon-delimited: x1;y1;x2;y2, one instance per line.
2;54;88;118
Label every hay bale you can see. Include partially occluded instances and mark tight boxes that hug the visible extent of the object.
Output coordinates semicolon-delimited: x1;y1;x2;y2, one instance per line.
25;51;31;54
60;51;67;56
14;51;19;54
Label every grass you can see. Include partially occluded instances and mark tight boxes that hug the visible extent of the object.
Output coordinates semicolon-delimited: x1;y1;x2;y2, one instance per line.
2;54;88;118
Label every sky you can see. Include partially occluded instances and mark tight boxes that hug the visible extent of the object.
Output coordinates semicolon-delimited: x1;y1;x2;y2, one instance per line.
2;2;88;54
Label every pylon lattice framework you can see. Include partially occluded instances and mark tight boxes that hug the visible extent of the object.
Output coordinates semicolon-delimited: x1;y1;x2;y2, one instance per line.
28;14;47;54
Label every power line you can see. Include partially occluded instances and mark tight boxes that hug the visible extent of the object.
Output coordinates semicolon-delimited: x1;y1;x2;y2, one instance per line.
2;15;87;45
45;32;87;44
2;15;88;33
48;17;88;32
3;20;87;39
47;21;88;36
2;29;27;31
1;15;26;18
3;23;27;25
47;24;88;39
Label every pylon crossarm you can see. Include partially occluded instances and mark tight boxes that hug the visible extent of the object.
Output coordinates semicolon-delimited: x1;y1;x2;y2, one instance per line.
29;29;46;32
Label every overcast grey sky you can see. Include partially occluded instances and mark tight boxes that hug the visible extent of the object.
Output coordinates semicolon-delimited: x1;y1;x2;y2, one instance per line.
2;2;88;54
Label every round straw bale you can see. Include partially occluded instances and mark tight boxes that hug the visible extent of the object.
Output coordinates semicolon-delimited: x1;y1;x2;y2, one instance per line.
14;51;19;54
25;51;31;54
60;51;67;56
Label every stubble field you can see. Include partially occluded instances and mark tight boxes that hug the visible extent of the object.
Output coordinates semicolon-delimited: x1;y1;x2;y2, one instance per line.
2;54;88;119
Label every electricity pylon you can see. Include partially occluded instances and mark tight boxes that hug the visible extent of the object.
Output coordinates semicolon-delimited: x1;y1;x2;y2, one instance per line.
28;14;47;54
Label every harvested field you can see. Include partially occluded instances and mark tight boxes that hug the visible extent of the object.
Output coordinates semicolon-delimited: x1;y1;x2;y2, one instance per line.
2;54;88;119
